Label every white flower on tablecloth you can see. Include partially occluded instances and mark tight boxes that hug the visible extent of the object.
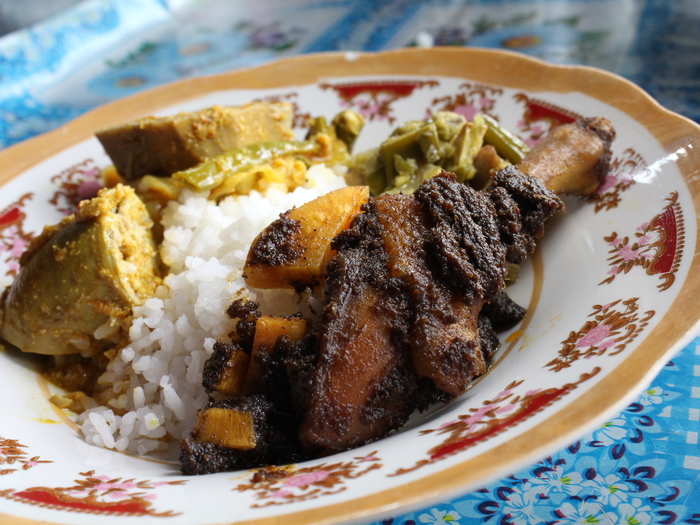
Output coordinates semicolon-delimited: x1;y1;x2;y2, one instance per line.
616;498;653;525
639;386;664;406
581;472;631;507
418;508;460;524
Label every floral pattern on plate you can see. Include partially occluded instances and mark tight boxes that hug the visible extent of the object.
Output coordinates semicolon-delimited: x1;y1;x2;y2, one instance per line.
546;298;655;372
0;437;50;476
0;470;186;517
428;82;503;121
236;452;382;508
601;191;684;290
390;368;601;476
432;366;692;525
49;158;104;216
255;92;312;129
0;193;34;281
590;147;647;213
512;92;580;146
320;80;439;123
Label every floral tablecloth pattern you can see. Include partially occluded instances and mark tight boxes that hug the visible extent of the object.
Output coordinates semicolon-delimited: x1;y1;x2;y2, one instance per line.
0;0;698;523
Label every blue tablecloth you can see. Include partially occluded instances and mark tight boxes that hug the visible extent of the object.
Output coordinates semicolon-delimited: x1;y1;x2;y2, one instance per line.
1;1;698;523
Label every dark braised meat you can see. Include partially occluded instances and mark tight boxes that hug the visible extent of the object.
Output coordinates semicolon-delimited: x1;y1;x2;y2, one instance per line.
226;299;260;349
489;166;564;264
375;190;494;398
299;203;418;452
482;291;527;332
477;315;500;361
184;167;563;471
301;170;562;454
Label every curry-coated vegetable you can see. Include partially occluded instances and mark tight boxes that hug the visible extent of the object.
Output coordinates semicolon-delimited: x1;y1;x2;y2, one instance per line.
174;110;364;194
0;185;160;356
96;103;295;180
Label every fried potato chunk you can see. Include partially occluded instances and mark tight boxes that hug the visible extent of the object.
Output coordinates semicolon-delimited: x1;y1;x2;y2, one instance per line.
244;186;369;289
246;316;308;393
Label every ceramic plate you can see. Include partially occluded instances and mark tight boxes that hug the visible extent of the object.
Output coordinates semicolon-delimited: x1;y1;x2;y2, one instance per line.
0;48;699;525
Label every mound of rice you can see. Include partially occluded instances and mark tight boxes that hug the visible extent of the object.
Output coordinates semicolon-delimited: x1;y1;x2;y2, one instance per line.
78;165;346;457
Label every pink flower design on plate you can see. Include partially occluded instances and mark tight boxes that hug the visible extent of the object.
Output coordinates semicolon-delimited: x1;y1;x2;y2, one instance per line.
607;266;621;276
461;405;492;426
452;103;478;120
596;177;616;195
358;103;383;118
480;97;495;110
637;233;651;246
283;470;329;488
576;323;611;349
9;236;27;257
495;403;518;415
93;478;137;491
617;244;641;262
597;168;635;195
438;419;460;430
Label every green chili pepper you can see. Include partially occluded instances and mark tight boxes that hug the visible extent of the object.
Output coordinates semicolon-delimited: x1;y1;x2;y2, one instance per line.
172;140;319;191
482;114;529;164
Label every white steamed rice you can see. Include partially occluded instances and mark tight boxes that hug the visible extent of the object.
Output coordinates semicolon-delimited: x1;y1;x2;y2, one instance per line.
78;164;346;457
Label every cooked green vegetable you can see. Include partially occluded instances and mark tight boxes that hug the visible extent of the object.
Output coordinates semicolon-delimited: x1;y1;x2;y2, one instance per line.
0;185;160;356
348;148;382;193
448;114;487;181
433;111;467;142
379;121;433;185
351;111;489;195
332;110;365;151
172;140;319;191
384;160;442;195
305;116;334;139
136;175;183;203
482;114;529;164
306;111;364;162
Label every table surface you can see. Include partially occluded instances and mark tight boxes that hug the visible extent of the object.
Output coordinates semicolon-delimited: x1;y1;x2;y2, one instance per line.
0;1;698;523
